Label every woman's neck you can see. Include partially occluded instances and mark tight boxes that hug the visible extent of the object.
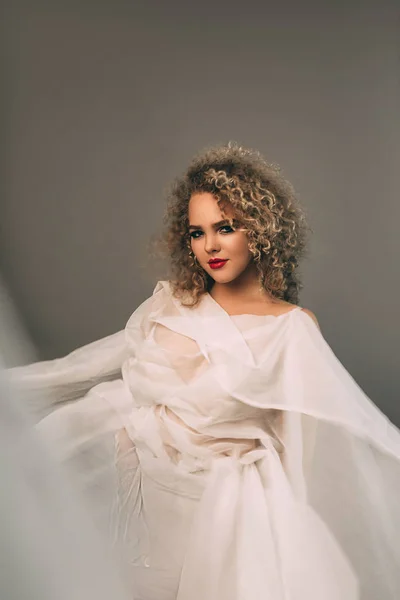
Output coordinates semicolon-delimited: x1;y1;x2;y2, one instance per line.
210;264;276;306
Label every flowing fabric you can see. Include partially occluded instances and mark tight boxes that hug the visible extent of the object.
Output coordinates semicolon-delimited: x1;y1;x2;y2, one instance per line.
0;292;130;600
10;281;400;600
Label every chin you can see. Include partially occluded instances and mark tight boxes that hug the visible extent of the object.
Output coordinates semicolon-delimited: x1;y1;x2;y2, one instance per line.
206;270;239;284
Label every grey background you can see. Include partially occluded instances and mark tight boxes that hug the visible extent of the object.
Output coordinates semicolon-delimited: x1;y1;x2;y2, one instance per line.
1;1;399;423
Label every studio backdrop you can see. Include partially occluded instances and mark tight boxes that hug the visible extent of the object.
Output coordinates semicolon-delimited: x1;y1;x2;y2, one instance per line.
1;0;399;423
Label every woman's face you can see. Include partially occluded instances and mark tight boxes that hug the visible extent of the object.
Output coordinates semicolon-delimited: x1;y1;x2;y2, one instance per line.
188;192;254;284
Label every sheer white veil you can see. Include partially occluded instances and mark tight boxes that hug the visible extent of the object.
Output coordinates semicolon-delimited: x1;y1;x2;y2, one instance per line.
0;283;130;600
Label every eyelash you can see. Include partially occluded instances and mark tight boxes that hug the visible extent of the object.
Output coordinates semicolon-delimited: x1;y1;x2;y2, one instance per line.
189;225;234;239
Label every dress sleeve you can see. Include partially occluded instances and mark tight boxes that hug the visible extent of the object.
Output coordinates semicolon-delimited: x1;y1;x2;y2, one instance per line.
7;330;128;419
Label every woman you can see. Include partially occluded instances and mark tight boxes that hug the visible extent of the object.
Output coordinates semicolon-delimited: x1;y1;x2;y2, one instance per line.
11;142;400;600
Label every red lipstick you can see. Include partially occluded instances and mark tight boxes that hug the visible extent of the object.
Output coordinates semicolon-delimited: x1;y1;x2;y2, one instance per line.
208;259;228;270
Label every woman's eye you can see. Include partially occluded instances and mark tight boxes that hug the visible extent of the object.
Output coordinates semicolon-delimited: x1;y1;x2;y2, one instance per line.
189;226;234;239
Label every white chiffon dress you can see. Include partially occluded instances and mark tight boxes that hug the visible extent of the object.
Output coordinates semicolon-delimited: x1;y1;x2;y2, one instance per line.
10;281;400;600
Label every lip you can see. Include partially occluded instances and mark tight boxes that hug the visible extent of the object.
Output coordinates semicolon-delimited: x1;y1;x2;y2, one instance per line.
208;259;228;270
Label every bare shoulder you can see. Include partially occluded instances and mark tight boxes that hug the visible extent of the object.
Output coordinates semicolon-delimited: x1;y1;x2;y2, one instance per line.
299;307;320;329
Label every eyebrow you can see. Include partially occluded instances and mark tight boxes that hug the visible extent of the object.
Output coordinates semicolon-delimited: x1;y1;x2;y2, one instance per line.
188;219;231;230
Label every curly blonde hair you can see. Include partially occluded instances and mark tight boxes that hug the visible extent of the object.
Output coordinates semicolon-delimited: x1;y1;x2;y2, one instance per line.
159;141;311;306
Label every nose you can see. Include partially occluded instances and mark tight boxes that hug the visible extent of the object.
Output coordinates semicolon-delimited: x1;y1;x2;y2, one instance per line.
204;232;221;254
